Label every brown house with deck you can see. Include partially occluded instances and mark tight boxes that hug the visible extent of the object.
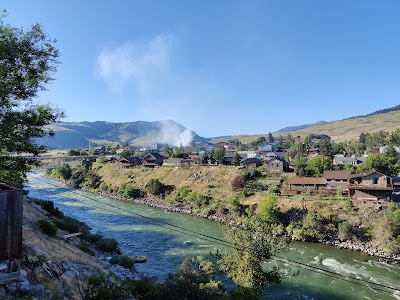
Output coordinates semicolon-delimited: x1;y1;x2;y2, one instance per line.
288;177;326;191
323;170;350;193
142;152;164;167
348;169;393;201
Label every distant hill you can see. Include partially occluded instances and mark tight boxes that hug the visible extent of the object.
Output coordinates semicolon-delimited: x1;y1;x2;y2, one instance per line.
39;120;208;149
210;105;400;144
275;121;327;133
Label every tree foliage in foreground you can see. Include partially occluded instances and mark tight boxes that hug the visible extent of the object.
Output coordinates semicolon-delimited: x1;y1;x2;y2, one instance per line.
0;13;64;186
218;220;290;293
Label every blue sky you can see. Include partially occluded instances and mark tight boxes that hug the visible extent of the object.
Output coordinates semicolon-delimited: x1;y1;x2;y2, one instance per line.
3;1;400;137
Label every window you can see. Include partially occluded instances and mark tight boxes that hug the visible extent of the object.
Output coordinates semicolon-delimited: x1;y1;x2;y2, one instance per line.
371;178;378;184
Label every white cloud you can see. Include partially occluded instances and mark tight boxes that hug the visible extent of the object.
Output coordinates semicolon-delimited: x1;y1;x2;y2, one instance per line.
97;34;176;92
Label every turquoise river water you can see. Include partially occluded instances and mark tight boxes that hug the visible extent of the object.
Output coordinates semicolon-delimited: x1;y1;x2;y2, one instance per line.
25;172;400;300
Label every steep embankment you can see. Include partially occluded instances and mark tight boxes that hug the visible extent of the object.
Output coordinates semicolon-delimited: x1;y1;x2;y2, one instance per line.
86;163;400;260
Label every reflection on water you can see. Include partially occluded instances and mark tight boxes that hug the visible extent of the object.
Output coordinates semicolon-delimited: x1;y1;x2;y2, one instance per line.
26;173;400;300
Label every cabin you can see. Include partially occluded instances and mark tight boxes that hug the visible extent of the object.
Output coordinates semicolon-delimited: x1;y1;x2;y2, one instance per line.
142;152;164;167
333;155;366;170
348;169;393;201
264;157;290;173
258;142;277;152
288;177;327;191
323;170;350;192
117;157;142;168
241;157;262;168
163;158;192;166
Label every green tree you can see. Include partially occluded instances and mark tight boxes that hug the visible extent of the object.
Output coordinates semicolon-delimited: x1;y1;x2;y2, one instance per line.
359;133;367;151
218;221;289;295
318;138;333;157
251;136;266;149
201;152;209;165
0;14;64;186
164;256;226;299
357;153;399;176
268;132;275;143
211;146;225;165
305;155;332;177
257;194;279;223
232;152;241;166
390;128;400;147
294;155;307;176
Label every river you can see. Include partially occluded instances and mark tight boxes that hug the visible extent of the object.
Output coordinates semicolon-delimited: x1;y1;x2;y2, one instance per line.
25;172;400;300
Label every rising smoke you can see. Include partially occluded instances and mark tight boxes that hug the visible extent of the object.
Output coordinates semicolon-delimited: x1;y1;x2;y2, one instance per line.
158;121;194;147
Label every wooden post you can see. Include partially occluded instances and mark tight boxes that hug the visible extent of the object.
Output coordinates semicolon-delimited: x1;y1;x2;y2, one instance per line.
0;183;23;262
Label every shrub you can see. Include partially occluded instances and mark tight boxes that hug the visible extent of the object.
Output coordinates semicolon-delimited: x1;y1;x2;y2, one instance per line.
37;219;58;236
50;164;72;180
85;232;103;244
118;183;145;199
84;273;130;300
338;221;353;241
109;255;135;270
228;196;243;215
33;199;64;218
145;179;173;196
54;215;89;233
231;175;246;190
96;237;119;253
99;182;108;191
243;169;261;181
188;191;210;208
178;187;191;199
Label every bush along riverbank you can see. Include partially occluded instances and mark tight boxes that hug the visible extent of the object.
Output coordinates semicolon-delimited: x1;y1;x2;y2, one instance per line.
45;161;400;262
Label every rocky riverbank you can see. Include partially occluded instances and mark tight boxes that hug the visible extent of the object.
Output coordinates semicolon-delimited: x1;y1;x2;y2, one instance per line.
52;177;400;264
83;187;400;263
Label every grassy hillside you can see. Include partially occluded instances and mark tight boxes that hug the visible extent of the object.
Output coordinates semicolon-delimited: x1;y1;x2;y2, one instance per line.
93;163;241;204
282;110;400;142
211;110;400;144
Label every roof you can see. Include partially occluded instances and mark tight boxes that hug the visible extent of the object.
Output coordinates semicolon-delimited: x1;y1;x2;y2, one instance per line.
241;157;261;163
289;177;326;185
264;157;286;164
143;152;164;159
323;170;350;180
349;168;391;179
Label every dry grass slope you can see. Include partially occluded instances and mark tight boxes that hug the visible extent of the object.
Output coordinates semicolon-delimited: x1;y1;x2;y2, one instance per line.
211;110;400;143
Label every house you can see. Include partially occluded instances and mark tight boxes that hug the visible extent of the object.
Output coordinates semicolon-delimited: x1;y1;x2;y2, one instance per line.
237;150;257;159
188;154;200;164
223;153;245;165
258;142;277;152
264;157;290;173
288;177;326;191
117;157;142;168
142;152;164;167
241;157;262;168
379;145;400;154
224;143;238;153
184;146;199;154
333;155;365;169
163;158;191;166
323;170;350;192
307;148;319;156
348;169;393;201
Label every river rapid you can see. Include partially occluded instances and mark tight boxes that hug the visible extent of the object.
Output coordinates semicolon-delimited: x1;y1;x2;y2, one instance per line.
25;172;400;300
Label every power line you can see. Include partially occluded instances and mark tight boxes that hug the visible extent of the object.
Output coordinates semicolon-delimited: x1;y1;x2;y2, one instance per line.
29;174;400;295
